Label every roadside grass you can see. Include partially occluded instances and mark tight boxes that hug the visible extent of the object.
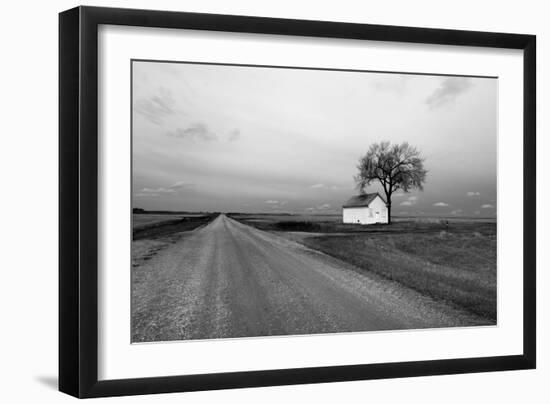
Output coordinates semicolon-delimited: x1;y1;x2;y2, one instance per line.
133;213;218;241
274;221;322;232
133;214;188;229
228;213;496;236
132;214;219;269
299;231;496;321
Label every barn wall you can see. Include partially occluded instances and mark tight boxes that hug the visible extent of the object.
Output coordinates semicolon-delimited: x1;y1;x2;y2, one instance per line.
342;196;388;224
369;196;387;211
369;196;388;223
343;207;373;224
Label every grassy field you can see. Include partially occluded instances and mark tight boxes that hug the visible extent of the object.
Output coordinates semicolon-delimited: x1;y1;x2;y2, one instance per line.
229;213;496;235
132;213;219;269
230;213;497;321
133;213;218;241
133;214;186;229
133;213;208;230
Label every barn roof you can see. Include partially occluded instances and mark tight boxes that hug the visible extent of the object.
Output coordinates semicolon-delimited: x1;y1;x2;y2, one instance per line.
342;193;385;208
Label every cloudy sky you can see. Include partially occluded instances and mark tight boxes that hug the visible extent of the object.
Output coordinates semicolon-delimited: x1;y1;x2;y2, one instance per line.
132;61;497;217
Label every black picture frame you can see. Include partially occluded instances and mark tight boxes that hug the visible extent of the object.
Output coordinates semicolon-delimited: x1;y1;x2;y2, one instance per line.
59;6;536;398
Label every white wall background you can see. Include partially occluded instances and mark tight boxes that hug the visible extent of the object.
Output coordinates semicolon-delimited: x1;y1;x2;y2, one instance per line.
0;0;546;402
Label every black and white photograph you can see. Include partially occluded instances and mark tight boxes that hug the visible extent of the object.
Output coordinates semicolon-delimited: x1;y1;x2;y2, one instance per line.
131;60;497;343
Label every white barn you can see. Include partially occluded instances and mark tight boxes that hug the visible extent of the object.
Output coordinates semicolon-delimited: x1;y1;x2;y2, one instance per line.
342;193;388;225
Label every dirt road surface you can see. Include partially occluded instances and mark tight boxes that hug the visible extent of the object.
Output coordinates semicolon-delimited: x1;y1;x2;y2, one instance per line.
132;214;486;342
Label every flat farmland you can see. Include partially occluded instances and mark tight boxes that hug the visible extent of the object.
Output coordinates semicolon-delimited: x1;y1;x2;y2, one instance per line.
230;213;342;223
133;213;218;263
133;213;217;240
131;211;496;341
132;212;218;271
133;213;207;230
132;214;490;342
228;213;496;235
229;213;497;322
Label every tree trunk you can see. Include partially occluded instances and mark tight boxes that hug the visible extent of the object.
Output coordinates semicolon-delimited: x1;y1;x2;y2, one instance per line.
387;202;392;224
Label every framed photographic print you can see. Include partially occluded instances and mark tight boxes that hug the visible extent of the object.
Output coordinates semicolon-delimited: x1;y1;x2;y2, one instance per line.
59;6;536;398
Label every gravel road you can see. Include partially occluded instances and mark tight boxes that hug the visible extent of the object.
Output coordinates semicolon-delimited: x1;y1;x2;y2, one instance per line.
132;214;486;342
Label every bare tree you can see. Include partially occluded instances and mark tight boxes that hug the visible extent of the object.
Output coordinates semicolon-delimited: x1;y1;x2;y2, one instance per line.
355;142;427;224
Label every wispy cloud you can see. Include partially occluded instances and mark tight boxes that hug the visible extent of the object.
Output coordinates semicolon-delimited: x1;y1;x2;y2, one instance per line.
309;183;341;191
481;204;494;209
134;87;177;124
305;203;332;211
426;77;473;109
433;202;449;207
169;181;196;189
228;129;241;142
138;187;176;195
372;75;409;93
467;191;481;196
135;182;195;198
400;195;418;206
451;209;463;215
265;200;288;209
167;123;217;142
134;192;159;197
142;187;175;194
